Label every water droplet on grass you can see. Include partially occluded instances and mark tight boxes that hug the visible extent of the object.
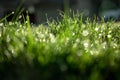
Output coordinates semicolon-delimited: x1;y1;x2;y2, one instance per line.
12;12;14;14
95;27;99;31
83;42;89;48
0;23;3;26
9;22;13;25
107;35;111;38
0;33;1;37
82;30;89;36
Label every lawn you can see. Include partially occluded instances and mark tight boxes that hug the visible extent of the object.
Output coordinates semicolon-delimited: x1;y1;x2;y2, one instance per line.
0;13;120;80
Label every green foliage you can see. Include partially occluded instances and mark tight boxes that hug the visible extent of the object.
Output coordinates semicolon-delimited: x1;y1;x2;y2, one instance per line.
0;13;120;80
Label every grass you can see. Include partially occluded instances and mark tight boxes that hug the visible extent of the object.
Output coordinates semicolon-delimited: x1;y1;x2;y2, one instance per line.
0;12;120;80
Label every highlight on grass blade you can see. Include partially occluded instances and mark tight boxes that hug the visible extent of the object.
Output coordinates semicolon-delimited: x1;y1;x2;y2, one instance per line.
11;0;25;22
26;11;31;28
0;12;14;23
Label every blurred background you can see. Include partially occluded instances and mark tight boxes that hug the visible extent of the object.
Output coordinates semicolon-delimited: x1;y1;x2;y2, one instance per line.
0;0;120;24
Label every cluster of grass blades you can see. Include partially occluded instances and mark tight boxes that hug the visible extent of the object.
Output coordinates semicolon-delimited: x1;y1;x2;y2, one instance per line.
0;11;120;80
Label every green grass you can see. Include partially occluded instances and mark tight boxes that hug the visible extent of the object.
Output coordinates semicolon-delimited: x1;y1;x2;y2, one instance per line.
0;13;120;80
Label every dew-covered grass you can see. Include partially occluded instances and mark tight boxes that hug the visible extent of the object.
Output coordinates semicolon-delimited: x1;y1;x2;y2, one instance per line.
0;13;120;80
